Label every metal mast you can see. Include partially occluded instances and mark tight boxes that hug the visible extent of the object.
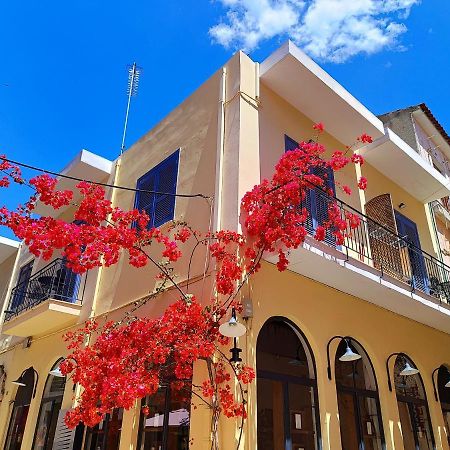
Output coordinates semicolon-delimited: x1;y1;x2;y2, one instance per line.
120;62;142;154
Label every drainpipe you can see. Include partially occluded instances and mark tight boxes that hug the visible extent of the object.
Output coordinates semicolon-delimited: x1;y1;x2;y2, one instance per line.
213;67;227;232
429;201;445;264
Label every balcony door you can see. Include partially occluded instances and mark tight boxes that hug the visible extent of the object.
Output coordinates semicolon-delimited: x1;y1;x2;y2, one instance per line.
394;211;429;293
10;260;34;311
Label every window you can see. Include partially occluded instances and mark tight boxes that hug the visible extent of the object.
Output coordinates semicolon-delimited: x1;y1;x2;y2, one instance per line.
257;318;321;450
32;360;66;450
4;367;37;450
137;384;191;450
394;355;434;449
135;150;180;228
284;135;336;245
83;409;123;450
334;340;385;450
437;366;450;446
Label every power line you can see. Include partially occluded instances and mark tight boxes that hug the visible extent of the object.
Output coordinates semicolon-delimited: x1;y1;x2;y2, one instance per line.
0;156;211;200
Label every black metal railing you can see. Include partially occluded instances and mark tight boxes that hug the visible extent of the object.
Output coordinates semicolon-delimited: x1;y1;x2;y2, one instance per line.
301;185;450;304
5;258;85;322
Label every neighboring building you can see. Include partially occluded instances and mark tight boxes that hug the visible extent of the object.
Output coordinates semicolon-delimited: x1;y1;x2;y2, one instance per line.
0;41;450;450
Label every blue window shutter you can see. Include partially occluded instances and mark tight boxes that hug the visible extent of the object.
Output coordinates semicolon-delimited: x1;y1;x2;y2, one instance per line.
284;135;299;152
153;150;179;227
135;150;179;228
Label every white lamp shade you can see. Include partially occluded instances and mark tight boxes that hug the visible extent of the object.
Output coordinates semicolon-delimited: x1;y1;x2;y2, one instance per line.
339;345;362;362
400;362;419;376
218;316;246;338
49;366;65;378
445;379;450;388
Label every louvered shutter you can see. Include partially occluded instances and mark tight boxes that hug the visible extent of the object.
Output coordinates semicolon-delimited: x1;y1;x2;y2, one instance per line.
365;194;404;279
153;150;179;227
52;409;76;450
135;170;156;227
285;136;314;233
311;166;336;245
394;211;429;292
284;135;299;152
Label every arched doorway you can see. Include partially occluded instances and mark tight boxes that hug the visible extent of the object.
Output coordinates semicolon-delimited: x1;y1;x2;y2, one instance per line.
256;318;320;450
436;365;450;445
334;339;385;450
32;360;66;450
4;367;37;450
394;355;434;449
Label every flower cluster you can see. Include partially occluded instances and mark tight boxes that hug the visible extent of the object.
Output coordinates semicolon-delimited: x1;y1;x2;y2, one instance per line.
0;124;371;431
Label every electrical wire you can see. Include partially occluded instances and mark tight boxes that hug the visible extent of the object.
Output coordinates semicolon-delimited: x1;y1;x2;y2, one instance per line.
0;156;211;200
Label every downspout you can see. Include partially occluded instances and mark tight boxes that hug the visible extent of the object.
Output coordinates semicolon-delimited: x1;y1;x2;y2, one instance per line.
213;67;227;232
429;201;445;264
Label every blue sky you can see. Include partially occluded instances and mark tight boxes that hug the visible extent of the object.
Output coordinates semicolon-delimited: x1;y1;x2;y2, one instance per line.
0;0;449;238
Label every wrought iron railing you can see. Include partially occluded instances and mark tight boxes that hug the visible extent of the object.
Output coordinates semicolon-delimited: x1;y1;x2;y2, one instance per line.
5;258;85;322
301;185;450;304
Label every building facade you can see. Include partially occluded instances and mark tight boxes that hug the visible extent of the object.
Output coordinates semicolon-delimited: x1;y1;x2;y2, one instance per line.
1;41;450;450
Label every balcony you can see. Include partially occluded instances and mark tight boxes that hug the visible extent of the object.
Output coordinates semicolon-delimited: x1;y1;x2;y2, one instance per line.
265;184;450;333
2;258;84;337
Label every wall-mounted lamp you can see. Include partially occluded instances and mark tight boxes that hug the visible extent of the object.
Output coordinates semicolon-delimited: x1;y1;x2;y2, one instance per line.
219;308;246;338
11;367;39;398
49;362;65;378
431;366;450;402
386;352;419;392
399;202;406;209
326;336;361;380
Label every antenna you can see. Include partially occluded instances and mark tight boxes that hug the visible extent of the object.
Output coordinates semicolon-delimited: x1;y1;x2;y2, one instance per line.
120;62;142;155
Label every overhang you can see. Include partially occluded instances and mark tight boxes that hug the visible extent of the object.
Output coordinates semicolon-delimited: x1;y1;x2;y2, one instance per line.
34;149;114;217
0;236;20;264
260;41;386;146
260;41;450;203
360;129;450;203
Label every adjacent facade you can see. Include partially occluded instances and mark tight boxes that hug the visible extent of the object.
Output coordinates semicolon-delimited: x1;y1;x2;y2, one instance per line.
1;41;450;450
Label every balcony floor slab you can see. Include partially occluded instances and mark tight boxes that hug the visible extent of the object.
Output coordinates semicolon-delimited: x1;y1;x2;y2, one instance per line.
2;298;81;337
265;236;450;334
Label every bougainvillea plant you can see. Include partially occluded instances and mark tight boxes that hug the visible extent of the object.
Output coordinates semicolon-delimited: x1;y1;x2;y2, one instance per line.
0;124;371;449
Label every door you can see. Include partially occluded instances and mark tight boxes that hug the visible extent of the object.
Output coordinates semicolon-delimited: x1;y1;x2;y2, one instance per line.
394;211;429;292
257;376;318;450
11;261;34;311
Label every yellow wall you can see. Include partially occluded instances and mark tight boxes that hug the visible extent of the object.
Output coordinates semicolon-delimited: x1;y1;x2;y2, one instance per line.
216;261;450;450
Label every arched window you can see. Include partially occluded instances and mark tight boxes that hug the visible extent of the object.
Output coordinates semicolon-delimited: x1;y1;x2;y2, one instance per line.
32;360;66;450
256;318;320;450
334;339;385;450
394;355;434;449
437;365;450;446
137;383;191;450
4;367;37;450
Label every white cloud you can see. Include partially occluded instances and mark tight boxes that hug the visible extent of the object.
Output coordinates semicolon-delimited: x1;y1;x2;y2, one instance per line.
209;0;420;62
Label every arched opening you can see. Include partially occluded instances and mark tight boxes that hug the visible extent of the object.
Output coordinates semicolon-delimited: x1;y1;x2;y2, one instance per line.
334;339;385;450
32;360;66;450
394;355;434;449
437;365;450;445
4;367;37;450
256;318;320;450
